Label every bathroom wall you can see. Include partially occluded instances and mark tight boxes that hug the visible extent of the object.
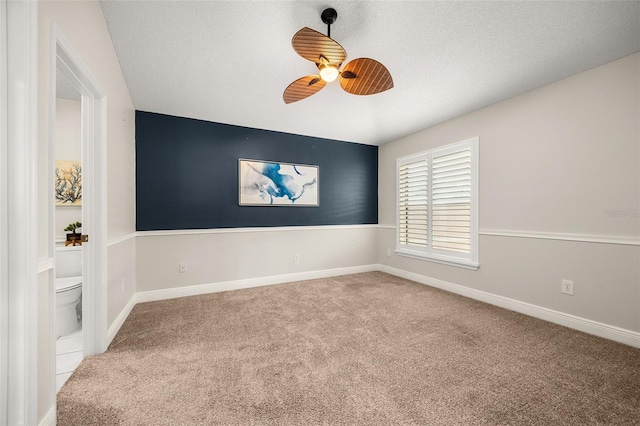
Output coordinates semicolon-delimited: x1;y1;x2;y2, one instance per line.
54;98;82;241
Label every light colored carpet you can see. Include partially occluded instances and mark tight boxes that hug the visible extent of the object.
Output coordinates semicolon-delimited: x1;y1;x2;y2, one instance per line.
57;272;640;425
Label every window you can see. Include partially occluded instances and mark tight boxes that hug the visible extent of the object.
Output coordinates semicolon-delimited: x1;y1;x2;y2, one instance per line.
396;137;479;269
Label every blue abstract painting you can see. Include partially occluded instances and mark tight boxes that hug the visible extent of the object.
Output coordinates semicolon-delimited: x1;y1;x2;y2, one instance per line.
239;159;319;206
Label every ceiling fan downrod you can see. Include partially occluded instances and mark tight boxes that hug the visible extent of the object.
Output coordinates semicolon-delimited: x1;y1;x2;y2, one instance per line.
321;8;337;39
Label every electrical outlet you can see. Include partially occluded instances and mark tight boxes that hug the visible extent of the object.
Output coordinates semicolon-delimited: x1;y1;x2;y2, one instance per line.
179;263;187;273
561;279;574;295
386;248;392;257
293;254;300;264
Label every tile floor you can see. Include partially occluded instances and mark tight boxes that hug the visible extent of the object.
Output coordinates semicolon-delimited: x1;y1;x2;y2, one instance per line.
56;329;83;393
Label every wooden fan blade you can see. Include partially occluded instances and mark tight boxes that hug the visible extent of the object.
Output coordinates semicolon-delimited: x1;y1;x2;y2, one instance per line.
292;27;346;65
339;58;394;96
283;75;327;104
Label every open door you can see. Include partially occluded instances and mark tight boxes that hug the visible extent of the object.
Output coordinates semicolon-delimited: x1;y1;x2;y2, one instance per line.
50;24;108;383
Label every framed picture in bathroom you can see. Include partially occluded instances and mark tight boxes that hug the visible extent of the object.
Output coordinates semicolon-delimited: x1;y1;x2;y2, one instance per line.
238;159;319;206
55;160;82;206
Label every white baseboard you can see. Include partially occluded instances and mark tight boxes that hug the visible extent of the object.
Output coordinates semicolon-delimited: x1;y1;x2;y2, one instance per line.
107;293;137;346
379;265;640;349
38;406;55;426
136;264;379;303
112;263;639;351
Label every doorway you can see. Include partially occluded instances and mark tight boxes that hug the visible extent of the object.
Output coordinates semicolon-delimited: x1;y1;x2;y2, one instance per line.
49;24;108;397
53;68;84;391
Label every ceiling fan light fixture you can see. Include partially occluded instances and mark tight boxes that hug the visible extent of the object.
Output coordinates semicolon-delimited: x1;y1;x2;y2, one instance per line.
283;8;393;103
319;64;339;82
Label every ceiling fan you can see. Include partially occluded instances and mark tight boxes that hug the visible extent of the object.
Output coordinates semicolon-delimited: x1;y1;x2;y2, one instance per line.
283;8;394;104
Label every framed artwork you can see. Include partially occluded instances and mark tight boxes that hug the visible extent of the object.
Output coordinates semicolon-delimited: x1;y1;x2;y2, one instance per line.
55;160;82;206
239;159;319;206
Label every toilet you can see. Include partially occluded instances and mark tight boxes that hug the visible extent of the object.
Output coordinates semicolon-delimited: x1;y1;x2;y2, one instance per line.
55;245;82;339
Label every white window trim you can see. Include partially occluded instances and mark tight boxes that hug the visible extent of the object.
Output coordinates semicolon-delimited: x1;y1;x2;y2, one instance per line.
396;137;479;270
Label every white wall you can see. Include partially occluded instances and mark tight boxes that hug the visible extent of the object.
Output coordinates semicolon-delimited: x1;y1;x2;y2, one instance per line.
136;226;378;296
108;237;136;327
37;0;136;422
54;98;81;240
379;54;640;333
54;98;80;161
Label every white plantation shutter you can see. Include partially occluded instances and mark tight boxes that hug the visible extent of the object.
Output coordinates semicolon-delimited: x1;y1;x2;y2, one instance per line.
431;148;471;254
398;154;429;249
396;138;478;269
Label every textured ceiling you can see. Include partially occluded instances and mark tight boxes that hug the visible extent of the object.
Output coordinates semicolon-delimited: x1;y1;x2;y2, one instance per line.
99;1;640;146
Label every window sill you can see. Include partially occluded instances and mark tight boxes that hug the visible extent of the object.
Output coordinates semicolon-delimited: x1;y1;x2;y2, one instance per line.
395;248;480;271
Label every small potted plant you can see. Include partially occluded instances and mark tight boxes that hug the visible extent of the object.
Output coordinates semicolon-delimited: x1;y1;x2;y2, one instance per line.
64;221;82;246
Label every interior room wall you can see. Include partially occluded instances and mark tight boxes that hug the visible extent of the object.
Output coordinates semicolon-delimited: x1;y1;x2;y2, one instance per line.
378;53;640;334
107;237;136;328
135;112;379;294
54;98;82;241
136;226;378;297
135;111;378;230
37;0;136;421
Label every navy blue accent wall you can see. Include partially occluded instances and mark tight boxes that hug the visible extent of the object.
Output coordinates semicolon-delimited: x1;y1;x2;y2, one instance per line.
136;111;378;231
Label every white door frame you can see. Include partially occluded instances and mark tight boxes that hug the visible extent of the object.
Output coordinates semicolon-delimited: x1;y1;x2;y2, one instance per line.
50;24;108;360
2;8;108;423
2;0;39;424
1;0;9;423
